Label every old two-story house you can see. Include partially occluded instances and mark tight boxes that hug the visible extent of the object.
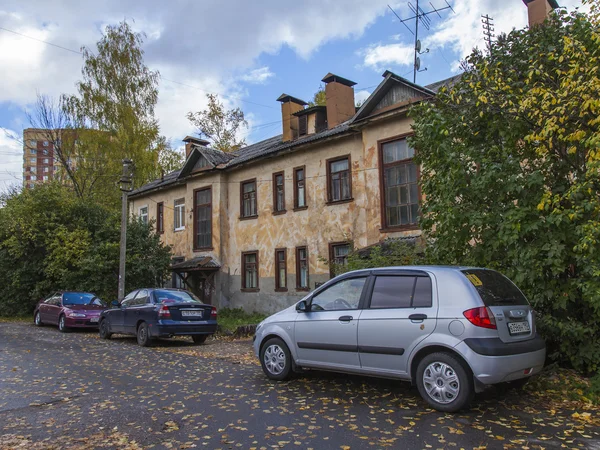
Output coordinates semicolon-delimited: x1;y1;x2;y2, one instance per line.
128;70;462;313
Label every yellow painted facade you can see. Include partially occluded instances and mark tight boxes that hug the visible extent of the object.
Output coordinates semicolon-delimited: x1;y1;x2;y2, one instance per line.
129;73;431;313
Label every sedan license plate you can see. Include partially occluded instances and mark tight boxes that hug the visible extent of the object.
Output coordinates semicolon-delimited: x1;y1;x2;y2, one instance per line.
89;317;99;323
181;310;203;318
508;321;530;335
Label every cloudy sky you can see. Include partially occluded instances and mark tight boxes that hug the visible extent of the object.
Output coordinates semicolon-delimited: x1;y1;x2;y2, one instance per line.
0;0;586;190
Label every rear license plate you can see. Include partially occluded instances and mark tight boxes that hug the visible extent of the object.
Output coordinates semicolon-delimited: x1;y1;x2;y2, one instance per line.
89;317;99;323
508;321;530;335
181;310;203;318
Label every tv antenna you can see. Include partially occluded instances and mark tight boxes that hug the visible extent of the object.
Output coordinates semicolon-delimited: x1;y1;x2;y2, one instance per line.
481;14;495;54
388;1;455;83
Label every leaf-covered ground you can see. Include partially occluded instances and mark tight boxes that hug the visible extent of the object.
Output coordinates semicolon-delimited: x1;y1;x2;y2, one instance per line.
0;323;598;449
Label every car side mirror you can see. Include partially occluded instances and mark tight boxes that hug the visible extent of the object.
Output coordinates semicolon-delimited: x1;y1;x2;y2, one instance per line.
111;300;120;307
296;300;309;312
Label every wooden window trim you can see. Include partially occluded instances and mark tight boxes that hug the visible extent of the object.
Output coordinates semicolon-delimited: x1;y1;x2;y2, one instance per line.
328;241;350;278
295;246;310;291
193;187;213;251
241;250;260;292
272;171;286;215
378;133;421;232
240;178;258;220
274;248;288;292
326;154;353;204
156;202;164;234
293;165;308;210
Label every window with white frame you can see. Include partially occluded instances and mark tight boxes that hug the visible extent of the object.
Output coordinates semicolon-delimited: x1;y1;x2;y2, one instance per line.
30;158;36;164
139;206;149;225
43;141;49;147
174;198;185;230
31;175;37;181
43;175;49;181
29;140;36;147
30;149;37;155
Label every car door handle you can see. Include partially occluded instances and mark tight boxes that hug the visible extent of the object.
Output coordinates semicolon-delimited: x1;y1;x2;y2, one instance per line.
409;314;427;321
338;315;353;322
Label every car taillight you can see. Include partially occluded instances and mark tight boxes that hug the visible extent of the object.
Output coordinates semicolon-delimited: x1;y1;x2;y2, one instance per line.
210;306;217;320
158;305;171;319
463;307;497;329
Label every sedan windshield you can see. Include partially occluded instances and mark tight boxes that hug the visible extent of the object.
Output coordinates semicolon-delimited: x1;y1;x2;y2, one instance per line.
63;292;105;306
154;290;201;304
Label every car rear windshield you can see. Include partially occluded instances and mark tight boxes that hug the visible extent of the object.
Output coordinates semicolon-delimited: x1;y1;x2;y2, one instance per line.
461;270;529;306
153;290;202;304
63;292;104;306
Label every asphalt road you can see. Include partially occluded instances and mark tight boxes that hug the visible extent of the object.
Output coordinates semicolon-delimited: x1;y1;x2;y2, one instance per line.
0;322;598;450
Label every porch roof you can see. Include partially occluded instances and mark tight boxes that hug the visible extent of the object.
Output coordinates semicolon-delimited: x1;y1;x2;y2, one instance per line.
171;256;221;272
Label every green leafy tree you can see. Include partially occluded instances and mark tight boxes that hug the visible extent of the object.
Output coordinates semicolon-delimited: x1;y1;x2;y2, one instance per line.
59;21;164;205
0;183;172;315
187;94;248;152
410;8;600;372
308;84;326;107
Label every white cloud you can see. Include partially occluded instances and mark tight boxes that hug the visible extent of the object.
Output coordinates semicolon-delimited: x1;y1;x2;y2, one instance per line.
239;67;275;85
355;89;371;106
423;0;588;72
360;42;414;71
0;0;392;149
0;128;23;191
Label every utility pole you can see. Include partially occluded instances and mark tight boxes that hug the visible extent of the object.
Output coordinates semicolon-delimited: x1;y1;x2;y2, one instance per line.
481;14;495;54
388;1;455;84
118;159;134;301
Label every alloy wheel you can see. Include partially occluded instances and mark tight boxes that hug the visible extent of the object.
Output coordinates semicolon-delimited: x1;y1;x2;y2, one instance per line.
422;361;461;405
263;344;286;375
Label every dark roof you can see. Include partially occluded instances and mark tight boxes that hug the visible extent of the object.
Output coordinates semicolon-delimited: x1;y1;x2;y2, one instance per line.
276;93;308;105
321;73;357;87
425;74;463;93
293;105;326;117
226;122;353;169
171;256;221;271
130;169;181;196
183;136;210;146
130;72;457;197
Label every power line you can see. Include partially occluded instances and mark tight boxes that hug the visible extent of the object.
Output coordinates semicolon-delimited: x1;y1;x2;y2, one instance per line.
481;14;495;54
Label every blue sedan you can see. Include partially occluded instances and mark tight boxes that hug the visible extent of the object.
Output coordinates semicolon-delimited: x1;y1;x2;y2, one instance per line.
98;288;217;346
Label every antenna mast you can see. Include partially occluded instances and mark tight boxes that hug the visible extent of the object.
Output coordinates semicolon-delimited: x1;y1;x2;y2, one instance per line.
388;1;455;83
481;14;495;54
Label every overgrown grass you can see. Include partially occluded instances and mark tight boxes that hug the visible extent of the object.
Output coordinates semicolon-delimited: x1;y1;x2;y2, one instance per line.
529;364;600;407
217;308;267;333
0;316;31;323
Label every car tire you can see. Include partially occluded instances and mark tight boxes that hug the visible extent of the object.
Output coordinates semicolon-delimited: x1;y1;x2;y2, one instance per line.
58;315;69;333
99;319;112;340
34;312;43;327
192;335;208;345
416;352;474;413
136;322;152;347
260;337;294;381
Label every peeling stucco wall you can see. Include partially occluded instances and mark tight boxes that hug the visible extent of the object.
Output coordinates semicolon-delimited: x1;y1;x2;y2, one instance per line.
129;111;423;314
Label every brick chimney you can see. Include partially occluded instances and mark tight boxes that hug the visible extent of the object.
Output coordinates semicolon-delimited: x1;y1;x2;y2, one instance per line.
322;73;357;129
277;94;308;142
522;0;559;26
183;135;210;158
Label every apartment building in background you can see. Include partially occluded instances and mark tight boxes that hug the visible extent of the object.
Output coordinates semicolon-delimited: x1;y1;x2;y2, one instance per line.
22;128;61;189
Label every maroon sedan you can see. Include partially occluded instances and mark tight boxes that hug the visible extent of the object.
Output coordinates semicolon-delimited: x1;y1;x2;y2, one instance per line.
34;291;107;332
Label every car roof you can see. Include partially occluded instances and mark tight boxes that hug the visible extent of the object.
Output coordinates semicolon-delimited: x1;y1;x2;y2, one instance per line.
341;265;487;277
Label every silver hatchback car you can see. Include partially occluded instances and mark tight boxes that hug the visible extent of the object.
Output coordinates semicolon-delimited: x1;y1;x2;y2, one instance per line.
253;266;546;412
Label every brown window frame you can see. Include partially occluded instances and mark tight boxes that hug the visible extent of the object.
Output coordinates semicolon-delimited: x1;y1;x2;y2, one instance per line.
241;251;259;292
240;178;258;220
193;187;213;250
328;241;351;278
378;134;421;232
326;155;353;204
275;248;287;292
156;202;164;234
295;246;310;291
272;171;286;215
293;165;307;210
